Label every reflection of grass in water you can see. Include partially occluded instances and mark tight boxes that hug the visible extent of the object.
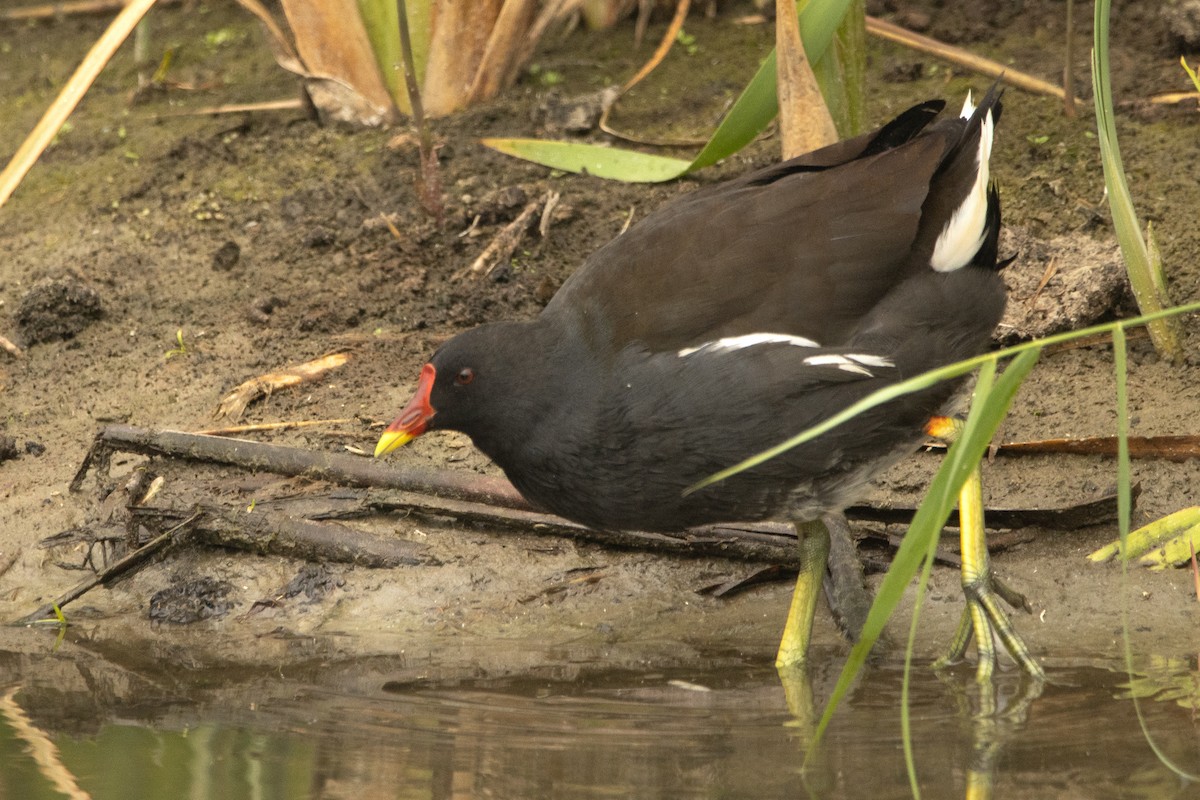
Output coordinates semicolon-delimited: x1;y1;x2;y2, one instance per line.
1118;657;1200;711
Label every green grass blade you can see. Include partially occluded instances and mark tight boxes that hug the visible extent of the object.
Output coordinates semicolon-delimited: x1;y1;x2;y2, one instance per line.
358;0;403;110
1181;56;1200;92
811;0;867;138
1114;325;1199;781
690;300;1200;496
686;359;979;493
901;521;941;800
687;50;780;172
1088;507;1200;563
1115;325;1131;553
689;0;859;171
484;47;785;183
1091;0;1183;360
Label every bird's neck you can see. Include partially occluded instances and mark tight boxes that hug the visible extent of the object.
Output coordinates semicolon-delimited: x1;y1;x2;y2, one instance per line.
462;318;601;476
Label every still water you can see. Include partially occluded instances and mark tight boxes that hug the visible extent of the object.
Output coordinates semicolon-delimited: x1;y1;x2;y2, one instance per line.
2;637;1199;800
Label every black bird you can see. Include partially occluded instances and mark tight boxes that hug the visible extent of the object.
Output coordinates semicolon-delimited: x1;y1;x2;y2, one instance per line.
377;86;1039;673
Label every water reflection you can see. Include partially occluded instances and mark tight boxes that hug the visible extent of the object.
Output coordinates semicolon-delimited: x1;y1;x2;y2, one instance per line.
2;640;1199;800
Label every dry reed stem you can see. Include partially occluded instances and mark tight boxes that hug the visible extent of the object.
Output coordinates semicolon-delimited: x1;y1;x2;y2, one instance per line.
0;0;158;210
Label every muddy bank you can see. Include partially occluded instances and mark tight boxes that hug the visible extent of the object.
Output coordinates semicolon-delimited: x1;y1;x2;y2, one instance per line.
1;1;1199;679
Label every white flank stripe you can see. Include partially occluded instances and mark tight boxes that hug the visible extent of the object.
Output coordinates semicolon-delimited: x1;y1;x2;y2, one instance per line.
802;354;874;377
930;91;993;273
678;333;820;357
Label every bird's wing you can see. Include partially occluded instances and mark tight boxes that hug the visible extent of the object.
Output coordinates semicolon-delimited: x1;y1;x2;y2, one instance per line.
545;109;953;355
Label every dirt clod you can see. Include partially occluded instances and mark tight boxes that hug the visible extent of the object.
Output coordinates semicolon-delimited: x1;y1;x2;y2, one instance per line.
1162;0;1200;47
14;273;103;345
997;228;1131;342
212;240;241;271
279;563;344;602
149;576;236;624
304;226;336;248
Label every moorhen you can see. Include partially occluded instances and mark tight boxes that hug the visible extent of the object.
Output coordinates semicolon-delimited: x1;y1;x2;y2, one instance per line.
377;86;1040;675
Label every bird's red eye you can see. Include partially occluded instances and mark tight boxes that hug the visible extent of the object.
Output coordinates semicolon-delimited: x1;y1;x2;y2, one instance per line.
455;368;475;385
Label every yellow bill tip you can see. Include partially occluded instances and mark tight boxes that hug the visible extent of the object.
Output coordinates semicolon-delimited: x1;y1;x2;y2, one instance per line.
374;430;414;458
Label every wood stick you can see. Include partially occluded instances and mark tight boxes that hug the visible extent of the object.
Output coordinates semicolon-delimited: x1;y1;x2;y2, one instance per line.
75;425;803;562
0;0;159;210
73;424;528;509
71;422;1124;592
847;485;1129;530
460;195;545;279
77;425;1121;554
360;489;801;564
129;505;431;568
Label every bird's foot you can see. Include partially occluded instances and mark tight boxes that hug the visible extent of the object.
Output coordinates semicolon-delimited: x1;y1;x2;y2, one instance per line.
927;414;1044;684
935;570;1044;683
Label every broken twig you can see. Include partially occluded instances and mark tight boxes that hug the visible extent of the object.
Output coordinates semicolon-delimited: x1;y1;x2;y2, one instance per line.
926;434;1200;463
866;16;1084;107
215;352;349;420
0;334;23;358
459;192;549;279
14;510;200;625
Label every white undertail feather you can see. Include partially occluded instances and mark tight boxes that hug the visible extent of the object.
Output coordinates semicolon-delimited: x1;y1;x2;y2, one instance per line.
930;91;994;272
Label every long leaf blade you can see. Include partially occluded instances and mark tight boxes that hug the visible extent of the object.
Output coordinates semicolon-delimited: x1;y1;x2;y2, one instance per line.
479;138;692;182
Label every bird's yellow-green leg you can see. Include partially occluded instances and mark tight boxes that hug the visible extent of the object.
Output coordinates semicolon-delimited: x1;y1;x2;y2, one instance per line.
928;417;1045;682
776;518;831;668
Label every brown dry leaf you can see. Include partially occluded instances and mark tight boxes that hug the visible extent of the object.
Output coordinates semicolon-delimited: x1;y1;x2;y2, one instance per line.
468;0;540;106
775;0;837;158
599;0;706;147
423;0;504;117
273;0;396;126
0;335;22;358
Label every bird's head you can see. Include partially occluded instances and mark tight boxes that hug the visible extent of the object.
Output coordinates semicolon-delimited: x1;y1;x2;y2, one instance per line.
374;322;535;458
